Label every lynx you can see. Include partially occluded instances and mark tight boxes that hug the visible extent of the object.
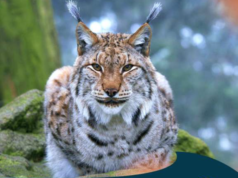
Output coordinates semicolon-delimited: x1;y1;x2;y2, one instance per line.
44;1;178;178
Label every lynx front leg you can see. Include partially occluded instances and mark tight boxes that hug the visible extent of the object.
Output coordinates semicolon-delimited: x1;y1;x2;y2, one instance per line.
46;134;80;178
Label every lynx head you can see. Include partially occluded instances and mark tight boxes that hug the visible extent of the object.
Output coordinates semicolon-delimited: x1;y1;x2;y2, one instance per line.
68;1;162;124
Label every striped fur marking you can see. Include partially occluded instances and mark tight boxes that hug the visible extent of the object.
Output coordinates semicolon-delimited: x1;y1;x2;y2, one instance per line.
133;121;153;145
87;133;108;147
87;107;97;128
132;108;141;126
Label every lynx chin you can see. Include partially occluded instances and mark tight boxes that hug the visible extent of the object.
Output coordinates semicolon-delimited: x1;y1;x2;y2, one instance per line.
44;1;178;178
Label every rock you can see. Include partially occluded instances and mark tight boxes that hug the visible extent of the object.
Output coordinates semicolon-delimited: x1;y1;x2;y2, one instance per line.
0;130;45;161
169;129;214;163
173;129;214;158
0;90;44;133
0;154;50;178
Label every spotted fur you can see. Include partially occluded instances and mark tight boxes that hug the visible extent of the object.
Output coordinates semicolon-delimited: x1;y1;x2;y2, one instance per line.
44;2;178;178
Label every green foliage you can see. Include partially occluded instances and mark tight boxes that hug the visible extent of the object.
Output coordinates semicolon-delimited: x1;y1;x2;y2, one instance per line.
0;0;60;106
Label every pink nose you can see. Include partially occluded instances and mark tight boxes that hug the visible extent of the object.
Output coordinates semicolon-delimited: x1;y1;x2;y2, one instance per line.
105;88;118;97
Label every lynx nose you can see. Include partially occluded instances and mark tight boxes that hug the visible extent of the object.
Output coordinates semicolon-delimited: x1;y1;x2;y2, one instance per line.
105;88;118;97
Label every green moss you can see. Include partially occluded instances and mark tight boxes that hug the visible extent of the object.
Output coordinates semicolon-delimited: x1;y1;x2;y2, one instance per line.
0;90;44;133
0;130;45;161
170;150;177;163
173;130;214;158
0;154;32;177
0;154;50;178
105;171;116;177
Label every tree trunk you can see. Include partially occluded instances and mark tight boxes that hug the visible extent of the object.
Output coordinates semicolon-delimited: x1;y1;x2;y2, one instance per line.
0;0;61;106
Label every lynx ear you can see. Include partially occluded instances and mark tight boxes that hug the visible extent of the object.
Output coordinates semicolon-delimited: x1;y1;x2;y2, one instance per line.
128;3;162;56
128;23;152;56
75;22;98;55
67;1;98;55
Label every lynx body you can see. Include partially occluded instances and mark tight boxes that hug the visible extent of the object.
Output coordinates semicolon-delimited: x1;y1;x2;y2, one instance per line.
44;2;178;178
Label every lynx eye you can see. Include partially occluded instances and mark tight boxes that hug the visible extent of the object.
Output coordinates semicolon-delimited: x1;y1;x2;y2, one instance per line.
92;63;102;71
122;64;133;72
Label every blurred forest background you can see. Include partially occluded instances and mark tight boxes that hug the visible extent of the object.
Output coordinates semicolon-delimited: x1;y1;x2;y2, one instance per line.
0;0;238;171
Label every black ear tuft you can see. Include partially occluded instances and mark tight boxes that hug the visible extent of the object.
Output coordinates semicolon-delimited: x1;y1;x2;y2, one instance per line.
66;1;98;55
67;0;82;22
146;3;162;24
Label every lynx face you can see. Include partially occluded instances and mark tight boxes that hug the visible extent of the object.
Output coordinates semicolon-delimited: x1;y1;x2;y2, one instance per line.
72;33;155;119
81;39;151;113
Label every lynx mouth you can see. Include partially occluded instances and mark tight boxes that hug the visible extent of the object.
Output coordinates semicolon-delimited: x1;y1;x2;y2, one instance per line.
95;98;128;107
